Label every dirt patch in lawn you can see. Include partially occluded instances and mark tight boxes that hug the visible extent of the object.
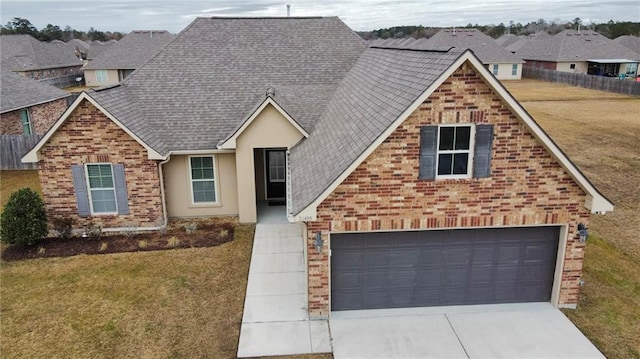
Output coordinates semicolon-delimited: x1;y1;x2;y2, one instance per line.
1;217;236;262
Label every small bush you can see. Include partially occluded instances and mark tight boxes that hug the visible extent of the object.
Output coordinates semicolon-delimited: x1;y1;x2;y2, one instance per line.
0;188;48;246
84;223;102;239
167;236;180;248
184;223;197;234
52;217;74;240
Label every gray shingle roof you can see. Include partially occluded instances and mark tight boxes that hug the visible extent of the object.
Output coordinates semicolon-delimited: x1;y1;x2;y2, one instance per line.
424;29;523;63
613;35;640;55
90;17;366;153
289;47;464;214
513;30;640;62
495;34;521;47
84;31;175;70
0;34;83;71
1;69;70;113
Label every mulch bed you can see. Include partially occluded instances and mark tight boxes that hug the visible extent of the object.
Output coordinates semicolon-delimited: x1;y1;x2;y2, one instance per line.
1;219;235;262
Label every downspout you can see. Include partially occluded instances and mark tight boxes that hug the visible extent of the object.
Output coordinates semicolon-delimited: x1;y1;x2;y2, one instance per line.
158;156;171;229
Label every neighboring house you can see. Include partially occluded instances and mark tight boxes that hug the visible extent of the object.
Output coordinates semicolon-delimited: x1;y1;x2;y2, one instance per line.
512;30;640;77
0;34;84;87
424;29;525;80
23;17;613;317
83;30;174;87
613;35;640;57
1;69;71;135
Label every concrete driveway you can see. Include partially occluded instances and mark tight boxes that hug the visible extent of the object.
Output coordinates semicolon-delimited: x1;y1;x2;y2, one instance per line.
330;302;604;359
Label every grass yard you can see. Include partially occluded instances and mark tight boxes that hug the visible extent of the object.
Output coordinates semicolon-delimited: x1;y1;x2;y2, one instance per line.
1;224;255;358
504;79;640;358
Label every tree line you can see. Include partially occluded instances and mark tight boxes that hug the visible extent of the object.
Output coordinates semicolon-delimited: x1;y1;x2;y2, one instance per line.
358;18;640;40
0;17;124;42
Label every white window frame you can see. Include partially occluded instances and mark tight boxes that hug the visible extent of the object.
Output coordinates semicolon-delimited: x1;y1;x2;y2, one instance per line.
85;163;118;215
492;64;499;76
20;109;32;135
512;64;518;76
188;155;219;205
435;124;475;179
96;70;108;84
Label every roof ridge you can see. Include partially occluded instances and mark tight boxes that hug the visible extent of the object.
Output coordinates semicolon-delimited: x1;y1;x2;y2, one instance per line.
369;46;455;53
205;16;327;19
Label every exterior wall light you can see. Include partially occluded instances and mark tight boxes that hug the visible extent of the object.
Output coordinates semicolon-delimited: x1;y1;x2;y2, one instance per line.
577;223;588;243
314;232;324;253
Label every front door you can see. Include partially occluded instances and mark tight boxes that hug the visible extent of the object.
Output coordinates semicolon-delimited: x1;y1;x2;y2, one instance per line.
265;149;286;202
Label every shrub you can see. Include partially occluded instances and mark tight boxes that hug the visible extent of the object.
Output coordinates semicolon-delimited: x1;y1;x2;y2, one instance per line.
184;223;197;234
52;217;74;240
0;188;48;246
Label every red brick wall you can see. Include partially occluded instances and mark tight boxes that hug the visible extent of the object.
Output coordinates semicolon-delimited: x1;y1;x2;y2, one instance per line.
1;98;68;135
306;62;590;316
38;99;162;230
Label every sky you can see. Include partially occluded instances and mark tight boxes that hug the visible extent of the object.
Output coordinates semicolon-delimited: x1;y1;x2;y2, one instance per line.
1;0;639;34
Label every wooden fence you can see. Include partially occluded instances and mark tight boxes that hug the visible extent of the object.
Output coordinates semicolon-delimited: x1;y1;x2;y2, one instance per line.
522;67;640;96
0;134;43;170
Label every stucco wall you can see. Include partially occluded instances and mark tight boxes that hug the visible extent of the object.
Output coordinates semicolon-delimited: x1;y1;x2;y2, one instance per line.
305;62;591;316
164;153;239;217
1;98;68;135
487;63;522;80
37;99;162;229
235;103;305;222
85;69;120;87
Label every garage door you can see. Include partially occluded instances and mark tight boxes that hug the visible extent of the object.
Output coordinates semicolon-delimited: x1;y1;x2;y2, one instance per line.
331;226;559;311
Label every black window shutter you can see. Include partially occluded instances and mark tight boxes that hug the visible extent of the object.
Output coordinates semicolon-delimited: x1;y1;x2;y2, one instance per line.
71;165;90;217
419;126;438;179
473;124;493;178
113;164;130;215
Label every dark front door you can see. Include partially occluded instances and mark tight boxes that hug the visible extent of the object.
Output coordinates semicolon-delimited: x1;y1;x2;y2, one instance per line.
265;149;286;201
331;226;560;311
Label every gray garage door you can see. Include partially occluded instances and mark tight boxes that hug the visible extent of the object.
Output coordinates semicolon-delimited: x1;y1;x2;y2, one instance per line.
331;226;559;311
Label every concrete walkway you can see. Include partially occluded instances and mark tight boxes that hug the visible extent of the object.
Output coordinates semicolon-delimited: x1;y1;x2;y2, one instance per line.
237;204;331;358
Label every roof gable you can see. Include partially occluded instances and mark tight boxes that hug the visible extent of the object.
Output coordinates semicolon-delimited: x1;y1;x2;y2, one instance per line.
219;96;309;149
290;49;613;220
22;92;165;163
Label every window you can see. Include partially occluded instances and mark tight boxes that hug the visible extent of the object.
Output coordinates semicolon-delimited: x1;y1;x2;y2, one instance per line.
71;164;129;216
512;64;518;76
626;63;638;76
190;156;216;203
269;151;286;182
96;70;108;84
492;64;499;75
20;109;32;135
569;63;576;70
419;124;493;180
86;164;117;213
436;126;473;177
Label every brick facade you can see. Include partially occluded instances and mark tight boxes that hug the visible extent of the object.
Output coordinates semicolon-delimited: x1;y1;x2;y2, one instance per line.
38;99;162;230
306;62;590;316
1;98;68;135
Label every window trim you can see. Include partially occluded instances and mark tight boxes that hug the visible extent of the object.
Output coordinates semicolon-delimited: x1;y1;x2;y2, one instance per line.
435;124;475;179
492;64;499;76
268;150;286;183
512;64;518;76
188;155;219;206
20;109;32;135
85;163;118;215
96;70;108;84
